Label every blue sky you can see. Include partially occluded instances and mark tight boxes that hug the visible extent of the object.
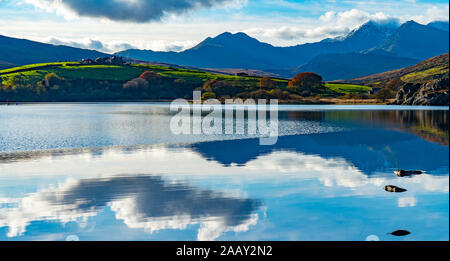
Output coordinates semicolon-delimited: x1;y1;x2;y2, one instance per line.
0;0;449;53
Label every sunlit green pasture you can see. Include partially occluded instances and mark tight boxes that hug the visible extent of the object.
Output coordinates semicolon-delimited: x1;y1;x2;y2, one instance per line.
324;83;372;94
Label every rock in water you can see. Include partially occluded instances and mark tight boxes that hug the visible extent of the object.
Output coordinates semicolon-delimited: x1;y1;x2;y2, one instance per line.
385;185;407;192
390;230;411;236
394;170;423;177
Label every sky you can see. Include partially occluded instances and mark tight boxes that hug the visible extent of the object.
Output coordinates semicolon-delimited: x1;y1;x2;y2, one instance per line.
0;0;449;53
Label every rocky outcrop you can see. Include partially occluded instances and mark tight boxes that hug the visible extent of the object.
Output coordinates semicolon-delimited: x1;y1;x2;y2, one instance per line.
81;56;126;66
394;170;423;177
394;78;449;105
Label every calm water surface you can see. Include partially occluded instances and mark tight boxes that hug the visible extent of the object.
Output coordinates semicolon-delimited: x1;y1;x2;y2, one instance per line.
0;103;448;241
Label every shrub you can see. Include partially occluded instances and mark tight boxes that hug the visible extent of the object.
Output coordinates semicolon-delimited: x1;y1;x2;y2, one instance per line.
202;79;218;92
250;89;270;99
173;78;187;85
202;79;235;96
375;88;395;102
267;89;291;99
123;78;148;89
260;77;276;90
43;73;62;87
139;71;161;81
202;91;216;100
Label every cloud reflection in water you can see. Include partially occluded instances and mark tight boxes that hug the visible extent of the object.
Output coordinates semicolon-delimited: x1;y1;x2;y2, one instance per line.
0;174;261;240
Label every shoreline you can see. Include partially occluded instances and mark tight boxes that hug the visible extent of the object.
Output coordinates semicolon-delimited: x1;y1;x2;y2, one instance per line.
1;101;448;109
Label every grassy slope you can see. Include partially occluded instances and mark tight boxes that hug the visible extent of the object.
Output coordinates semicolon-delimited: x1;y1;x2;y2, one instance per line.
1;62;371;98
0;62;271;88
342;53;449;86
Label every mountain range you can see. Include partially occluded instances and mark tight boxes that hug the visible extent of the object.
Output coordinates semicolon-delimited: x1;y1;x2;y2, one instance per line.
1;20;448;80
116;20;449;80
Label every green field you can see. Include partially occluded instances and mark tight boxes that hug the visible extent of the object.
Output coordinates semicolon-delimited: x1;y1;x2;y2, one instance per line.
400;66;449;82
0;62;274;89
324;83;372;94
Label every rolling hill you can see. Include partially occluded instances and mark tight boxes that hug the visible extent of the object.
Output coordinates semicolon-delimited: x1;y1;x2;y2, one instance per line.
0;34;109;68
343;53;449;86
339;53;449;106
0;60;374;102
0;61;290;102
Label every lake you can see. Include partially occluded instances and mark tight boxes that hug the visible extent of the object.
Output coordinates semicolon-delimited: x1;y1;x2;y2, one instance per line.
0;103;448;241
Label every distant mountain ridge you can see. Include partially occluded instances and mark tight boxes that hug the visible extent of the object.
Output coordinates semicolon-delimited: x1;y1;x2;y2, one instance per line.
121;32;293;69
427;21;449;31
0;35;109;68
282;20;399;62
116;20;449;80
118;21;400;70
368;21;449;60
293;53;419;81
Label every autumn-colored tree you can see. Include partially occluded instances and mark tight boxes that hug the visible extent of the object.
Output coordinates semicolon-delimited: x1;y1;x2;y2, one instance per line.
259;76;276;90
288;72;322;88
287;72;323;95
139;71;162;82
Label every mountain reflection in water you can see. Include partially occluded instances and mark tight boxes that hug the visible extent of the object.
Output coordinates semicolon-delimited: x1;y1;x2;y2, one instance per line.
191;129;448;175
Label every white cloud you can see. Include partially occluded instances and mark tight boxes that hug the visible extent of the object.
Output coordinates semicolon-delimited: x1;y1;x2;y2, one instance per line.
411;5;450;24
326;9;392;26
45;37;196;53
246;9;400;42
246;25;350;41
